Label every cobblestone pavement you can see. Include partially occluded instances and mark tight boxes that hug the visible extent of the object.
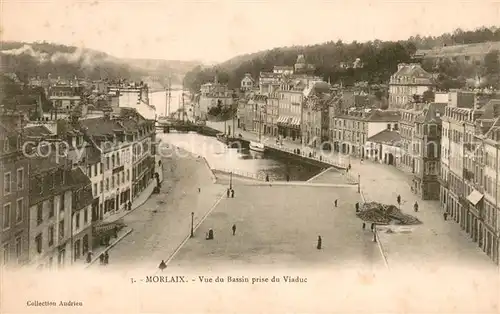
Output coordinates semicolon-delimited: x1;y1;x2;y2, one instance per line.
89;148;225;271
169;184;384;271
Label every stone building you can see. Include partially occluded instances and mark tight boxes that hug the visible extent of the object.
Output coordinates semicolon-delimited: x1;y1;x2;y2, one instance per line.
388;63;434;109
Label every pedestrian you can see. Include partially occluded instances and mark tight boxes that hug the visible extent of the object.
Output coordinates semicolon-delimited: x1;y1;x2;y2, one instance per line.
334;199;338;207
397;195;401;205
317;236;322;250
443;212;448;220
286;174;290;182
86;251;93;263
265;174;269;182
348;164;352;170
227;188;230;198
99;254;105;265
198;187;201;193
104;251;109;265
113;226;118;238
414;201;419;212
360;158;364;164
370;223;375;231
355;202;359;212
231;189;235;198
362;222;366;229
158;260;167;271
232;224;236;236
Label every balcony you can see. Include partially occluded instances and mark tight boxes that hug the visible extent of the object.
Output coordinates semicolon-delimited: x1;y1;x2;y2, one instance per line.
437;176;448;188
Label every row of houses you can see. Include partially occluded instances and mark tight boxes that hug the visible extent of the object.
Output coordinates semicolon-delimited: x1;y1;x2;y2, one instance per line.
0;107;157;270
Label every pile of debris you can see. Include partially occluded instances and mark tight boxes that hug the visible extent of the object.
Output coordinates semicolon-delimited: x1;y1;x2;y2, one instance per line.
357;202;422;225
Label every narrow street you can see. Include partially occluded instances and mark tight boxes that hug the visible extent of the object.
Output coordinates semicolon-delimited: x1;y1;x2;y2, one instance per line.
90;147;225;271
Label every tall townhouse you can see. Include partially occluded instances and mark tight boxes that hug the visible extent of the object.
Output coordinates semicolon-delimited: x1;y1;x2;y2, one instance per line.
0;112;30;268
198;80;233;119
331;109;400;158
252;95;267;134
411;103;446;200
276;80;306;141
128;113;156;200
388;63;434;109
302;82;333;147
266;92;280;137
439;99;500;264
81;114;132;219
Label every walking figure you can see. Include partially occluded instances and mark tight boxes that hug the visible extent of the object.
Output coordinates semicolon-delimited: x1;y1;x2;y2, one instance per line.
206;228;214;240
227;188;230;198
334;199;338;207
86;252;93;263
348;164;352;171
355;202;360;212
370;223;375;231
198;187;201;193
265;174;269;182
414;201;419;212
232;224;236;236
362;222;366;229
317;236;322;250
397;195;401;206
99;254;105;265
443;212;448;220
158;260;167;271
104;252;109;265
231;189;235;198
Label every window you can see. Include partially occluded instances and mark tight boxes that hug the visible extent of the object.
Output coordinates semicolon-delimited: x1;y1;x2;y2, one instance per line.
106;178;109;191
93;183;97;196
387;124;391;130
37;203;43;225
87;166;91;177
122;172;125;184
48;226;54;246
49;197;54;218
106;157;110;170
16;168;24;190
76;212;80;230
16;198;23;223
3;243;9;265
2;203;11;229
15;237;21;261
59;220;65;239
35;234;42;254
112;155;115;168
4;172;11;194
60;193;65;212
94;165;97;177
100;162;103;174
127;170;130;181
84;208;88;224
100;181;103;193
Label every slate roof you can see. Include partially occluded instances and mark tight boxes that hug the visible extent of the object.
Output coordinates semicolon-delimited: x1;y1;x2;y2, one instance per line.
366;110;401;122
367;130;402;144
393;63;433;79
24;125;53;137
80;117;124;137
416;103;447;123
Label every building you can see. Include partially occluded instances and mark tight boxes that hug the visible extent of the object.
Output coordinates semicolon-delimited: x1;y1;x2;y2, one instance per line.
0;112;31;268
302;81;333;147
108;82;155;120
331;109;400;157
273;66;294;76
439;98;500;264
198;80;233;120
411;103;446;200
48;84;83;114
388;63;434;109
294;54;315;74
258;71;282;95
240;73;255;91
415;41;500;66
251;95;267;135
266;92;280;137
365;129;403;165
276;79;306;141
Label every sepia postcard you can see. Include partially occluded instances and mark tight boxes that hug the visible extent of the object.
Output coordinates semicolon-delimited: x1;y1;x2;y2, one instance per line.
1;0;500;313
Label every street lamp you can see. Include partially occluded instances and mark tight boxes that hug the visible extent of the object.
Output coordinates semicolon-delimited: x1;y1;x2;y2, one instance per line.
358;174;361;193
230;171;233;190
190;212;194;238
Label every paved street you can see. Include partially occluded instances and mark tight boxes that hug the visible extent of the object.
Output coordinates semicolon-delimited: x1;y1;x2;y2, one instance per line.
169;184;384;271
89;147;225;272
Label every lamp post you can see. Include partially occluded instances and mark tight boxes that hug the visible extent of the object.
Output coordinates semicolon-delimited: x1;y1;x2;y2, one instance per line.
230;171;233;190
190;212;194;238
358;174;361;193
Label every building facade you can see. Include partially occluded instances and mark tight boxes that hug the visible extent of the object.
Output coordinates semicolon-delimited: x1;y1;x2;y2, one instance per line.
0;113;31;268
388;63;434;109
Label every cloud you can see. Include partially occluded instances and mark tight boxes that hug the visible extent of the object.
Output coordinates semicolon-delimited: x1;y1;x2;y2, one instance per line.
1;44;50;63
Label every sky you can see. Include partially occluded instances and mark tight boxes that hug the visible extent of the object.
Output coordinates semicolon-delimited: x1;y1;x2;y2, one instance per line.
2;0;500;63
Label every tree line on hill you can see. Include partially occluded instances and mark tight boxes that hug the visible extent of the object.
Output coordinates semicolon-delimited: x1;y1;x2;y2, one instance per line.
183;26;500;93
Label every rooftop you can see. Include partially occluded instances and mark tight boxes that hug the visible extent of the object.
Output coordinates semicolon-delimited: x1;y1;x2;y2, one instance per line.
367;129;402;144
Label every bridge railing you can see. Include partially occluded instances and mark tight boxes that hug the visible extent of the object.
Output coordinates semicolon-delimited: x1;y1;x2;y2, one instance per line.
211;168;262;181
266;142;347;169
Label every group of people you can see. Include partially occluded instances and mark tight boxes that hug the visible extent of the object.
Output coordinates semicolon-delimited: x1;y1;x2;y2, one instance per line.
396;194;419;212
99;251;110;265
226;188;235;198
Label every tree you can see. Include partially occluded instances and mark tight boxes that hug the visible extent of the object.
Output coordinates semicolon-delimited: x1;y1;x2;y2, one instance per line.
422;88;435;103
483;50;500;88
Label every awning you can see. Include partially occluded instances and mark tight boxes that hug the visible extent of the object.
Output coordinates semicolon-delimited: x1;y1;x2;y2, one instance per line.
466;190;484;205
277;116;288;124
291;117;301;126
